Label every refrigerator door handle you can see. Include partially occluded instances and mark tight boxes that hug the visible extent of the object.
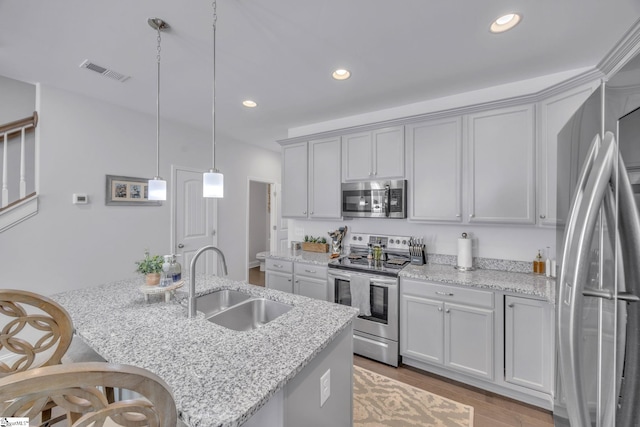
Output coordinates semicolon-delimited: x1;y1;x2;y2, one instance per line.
582;287;640;302
558;132;617;427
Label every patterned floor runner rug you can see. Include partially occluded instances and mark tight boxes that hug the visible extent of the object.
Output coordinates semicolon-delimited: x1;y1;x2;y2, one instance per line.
353;366;474;427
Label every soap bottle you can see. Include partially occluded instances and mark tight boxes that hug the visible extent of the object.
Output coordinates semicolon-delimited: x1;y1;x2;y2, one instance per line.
170;254;182;282
533;250;542;274
367;244;373;260
545;246;551;277
161;255;173;287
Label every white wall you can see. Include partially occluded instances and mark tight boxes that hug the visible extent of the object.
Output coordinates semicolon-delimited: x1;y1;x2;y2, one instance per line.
1;82;281;294
216;138;281;281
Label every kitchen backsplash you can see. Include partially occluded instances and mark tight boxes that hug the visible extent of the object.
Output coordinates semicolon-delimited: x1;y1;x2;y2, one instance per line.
427;253;532;274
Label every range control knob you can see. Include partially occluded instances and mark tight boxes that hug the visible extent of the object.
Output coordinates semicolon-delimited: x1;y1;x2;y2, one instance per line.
352;236;357;240
402;240;407;245
358;236;363;241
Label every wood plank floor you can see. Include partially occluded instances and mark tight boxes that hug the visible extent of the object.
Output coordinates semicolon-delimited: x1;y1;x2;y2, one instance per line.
248;267;265;287
354;355;553;427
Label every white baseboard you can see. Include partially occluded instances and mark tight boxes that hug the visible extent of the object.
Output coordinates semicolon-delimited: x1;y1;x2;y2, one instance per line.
249;260;260;269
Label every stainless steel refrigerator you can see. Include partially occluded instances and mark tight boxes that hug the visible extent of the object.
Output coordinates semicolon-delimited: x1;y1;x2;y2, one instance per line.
555;55;640;426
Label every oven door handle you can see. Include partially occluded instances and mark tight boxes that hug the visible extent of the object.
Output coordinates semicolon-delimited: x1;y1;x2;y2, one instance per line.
370;278;397;287
328;271;351;280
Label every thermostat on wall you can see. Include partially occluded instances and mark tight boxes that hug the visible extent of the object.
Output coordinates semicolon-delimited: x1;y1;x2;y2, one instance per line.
72;193;89;204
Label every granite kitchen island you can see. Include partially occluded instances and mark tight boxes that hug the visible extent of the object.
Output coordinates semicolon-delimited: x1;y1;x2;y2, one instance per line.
52;275;358;427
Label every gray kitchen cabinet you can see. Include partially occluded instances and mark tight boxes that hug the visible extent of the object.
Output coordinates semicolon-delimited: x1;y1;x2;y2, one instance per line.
342;126;404;181
294;262;329;301
281;137;341;219
466;104;536;224
400;278;494;380
537;81;598;226
504;295;554;394
281;142;308;219
406;117;462;221
265;258;293;293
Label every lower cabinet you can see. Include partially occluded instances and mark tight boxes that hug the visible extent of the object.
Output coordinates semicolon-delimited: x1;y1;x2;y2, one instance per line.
504;295;554;394
265;258;328;301
265;259;293;293
400;279;494;380
400;277;554;409
294;262;329;301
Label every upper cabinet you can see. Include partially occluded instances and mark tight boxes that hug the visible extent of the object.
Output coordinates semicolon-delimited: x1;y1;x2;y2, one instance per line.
281;142;308;219
466;105;536;225
406;117;462;222
281;137;342;219
342;126;405;181
537;82;598;227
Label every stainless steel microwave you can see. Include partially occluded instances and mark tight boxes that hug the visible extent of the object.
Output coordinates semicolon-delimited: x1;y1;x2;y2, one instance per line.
341;180;407;218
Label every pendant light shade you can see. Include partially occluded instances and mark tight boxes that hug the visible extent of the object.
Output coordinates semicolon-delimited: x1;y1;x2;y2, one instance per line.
148;178;167;200
203;0;224;198
148;17;168;201
203;169;224;198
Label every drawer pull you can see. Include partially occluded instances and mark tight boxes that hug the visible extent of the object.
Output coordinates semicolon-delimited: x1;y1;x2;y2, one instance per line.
304;269;317;274
274;264;283;268
445;308;450;313
436;291;454;296
438;307;443;312
508;303;515;308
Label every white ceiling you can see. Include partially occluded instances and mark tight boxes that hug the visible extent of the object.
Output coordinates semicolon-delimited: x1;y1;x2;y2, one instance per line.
1;1;639;151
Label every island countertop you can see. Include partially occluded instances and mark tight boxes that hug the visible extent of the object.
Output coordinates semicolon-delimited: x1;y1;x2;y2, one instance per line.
51;276;358;427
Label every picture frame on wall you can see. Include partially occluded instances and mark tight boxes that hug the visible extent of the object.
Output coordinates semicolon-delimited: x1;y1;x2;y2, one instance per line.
105;175;161;206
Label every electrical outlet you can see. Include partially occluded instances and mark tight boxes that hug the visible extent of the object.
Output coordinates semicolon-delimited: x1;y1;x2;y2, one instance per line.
320;369;331;407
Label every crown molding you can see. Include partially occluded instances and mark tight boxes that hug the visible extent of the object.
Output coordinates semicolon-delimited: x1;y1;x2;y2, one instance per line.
598;18;640;78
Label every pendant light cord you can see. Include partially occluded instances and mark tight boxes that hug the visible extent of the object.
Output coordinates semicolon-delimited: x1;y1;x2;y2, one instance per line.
211;0;217;172
156;27;162;178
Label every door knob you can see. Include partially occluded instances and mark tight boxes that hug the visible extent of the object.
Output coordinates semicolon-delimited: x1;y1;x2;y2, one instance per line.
178;243;184;248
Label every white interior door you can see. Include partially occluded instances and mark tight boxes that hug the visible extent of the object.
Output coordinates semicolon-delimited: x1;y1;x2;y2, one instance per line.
173;167;218;276
271;183;288;252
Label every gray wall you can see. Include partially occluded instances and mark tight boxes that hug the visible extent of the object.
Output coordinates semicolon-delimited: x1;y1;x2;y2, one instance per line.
1;81;281;294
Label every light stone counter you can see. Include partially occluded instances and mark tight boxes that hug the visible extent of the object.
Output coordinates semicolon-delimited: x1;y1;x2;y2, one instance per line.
400;263;555;303
52;275;358;427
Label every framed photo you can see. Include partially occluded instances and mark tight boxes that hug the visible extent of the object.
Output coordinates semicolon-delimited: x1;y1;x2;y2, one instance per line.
105;175;161;206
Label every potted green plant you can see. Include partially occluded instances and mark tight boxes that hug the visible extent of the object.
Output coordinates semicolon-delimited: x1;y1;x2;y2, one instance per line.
135;250;164;286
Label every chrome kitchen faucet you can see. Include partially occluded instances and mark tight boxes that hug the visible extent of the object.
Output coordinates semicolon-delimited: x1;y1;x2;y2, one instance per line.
188;245;228;318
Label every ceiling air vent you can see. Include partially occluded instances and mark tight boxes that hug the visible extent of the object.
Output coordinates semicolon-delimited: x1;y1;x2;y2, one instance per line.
79;59;131;82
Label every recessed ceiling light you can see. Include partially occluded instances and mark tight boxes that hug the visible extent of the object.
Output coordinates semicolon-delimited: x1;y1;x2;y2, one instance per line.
242;100;257;108
490;13;521;33
332;69;351;80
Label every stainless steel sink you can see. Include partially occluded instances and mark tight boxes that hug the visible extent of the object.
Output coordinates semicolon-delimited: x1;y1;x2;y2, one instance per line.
205;298;293;331
196;289;252;317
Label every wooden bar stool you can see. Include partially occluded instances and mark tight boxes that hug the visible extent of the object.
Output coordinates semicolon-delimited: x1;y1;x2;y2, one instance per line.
0;361;178;426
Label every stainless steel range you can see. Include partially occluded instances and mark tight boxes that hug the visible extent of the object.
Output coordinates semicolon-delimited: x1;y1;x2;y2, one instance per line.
328;233;412;367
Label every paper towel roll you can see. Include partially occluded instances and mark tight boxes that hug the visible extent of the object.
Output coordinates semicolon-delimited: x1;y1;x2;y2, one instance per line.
457;237;473;269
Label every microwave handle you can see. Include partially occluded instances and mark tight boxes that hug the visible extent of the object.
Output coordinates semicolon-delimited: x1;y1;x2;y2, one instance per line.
384;185;390;217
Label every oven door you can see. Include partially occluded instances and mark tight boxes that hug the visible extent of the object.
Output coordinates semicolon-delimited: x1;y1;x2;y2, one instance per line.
327;269;398;341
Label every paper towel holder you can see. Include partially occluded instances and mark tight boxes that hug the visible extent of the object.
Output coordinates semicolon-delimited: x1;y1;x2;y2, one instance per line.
454;232;475;271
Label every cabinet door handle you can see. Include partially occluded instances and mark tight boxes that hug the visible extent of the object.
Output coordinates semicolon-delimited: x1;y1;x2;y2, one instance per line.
438;307;443;312
469;214;475;219
288;279;292;282
295;280;299;284
303;211;307;215
456;214;461;218
508;303;514;308
310;211;314;215
436;291;454;296
540;214;546;219
445;309;450;313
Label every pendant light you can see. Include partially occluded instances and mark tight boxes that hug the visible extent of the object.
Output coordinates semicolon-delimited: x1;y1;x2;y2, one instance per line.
148;18;168;201
203;0;224;198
